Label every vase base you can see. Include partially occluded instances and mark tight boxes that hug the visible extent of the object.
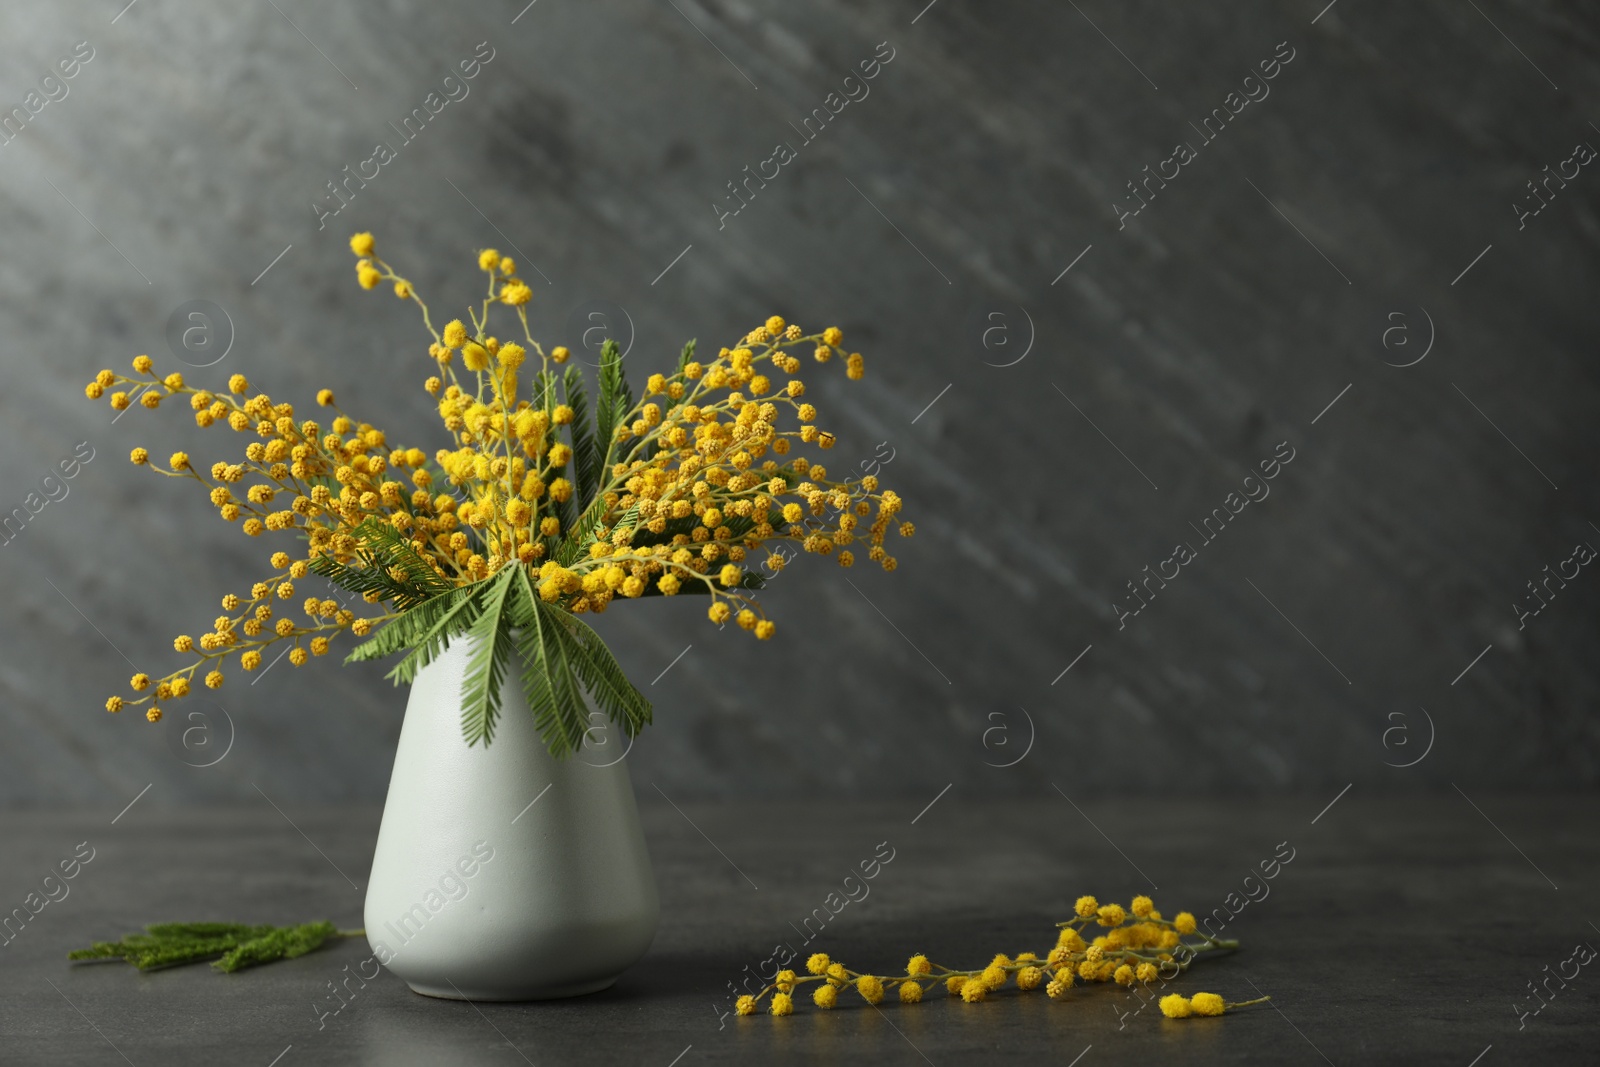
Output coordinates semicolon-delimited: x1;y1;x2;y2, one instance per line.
405;976;619;1002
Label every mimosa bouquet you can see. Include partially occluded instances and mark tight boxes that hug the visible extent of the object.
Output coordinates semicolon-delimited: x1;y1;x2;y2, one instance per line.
85;234;911;756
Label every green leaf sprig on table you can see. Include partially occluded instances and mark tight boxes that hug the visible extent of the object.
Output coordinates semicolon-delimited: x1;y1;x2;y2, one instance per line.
68;921;362;973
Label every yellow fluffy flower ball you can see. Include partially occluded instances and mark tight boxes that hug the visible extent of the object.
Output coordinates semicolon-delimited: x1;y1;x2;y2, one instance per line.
1160;994;1193;1019
1190;992;1226;1016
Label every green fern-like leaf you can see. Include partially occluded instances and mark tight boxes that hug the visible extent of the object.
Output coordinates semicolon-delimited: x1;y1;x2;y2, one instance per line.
458;567;518;747
557;608;652;739
310;518;452;611
508;568;589;756
555;495;621;568
565;364;600;512
68;921;349;974
343;600;438;665
214;921;339;972
596;338;633;476
505;568;650;756
531;368;556;411
559;502;638;568
311;554;413;607
359;522;454;598
346;582;485;686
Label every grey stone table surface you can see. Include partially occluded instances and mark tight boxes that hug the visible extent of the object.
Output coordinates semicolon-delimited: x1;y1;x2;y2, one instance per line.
2;793;1596;1066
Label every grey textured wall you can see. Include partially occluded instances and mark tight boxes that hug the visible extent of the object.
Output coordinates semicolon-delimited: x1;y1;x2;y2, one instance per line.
1;0;1596;809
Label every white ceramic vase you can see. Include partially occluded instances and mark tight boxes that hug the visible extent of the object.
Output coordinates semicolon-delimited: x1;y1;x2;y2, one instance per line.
363;636;659;1001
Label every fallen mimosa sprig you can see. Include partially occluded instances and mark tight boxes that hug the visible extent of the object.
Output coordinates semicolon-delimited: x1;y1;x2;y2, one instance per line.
734;894;1268;1020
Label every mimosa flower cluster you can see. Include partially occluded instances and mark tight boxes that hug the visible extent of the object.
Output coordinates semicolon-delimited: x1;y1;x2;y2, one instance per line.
733;895;1268;1019
85;234;909;752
